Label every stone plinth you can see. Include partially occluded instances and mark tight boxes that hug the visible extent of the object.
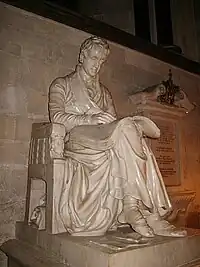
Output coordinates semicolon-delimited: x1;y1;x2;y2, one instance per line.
2;222;200;267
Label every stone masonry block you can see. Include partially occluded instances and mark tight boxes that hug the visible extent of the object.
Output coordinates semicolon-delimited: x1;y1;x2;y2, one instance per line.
0;165;27;245
0;52;28;115
0;2;34;32
110;63;136;88
15;116;32;141
0;141;29;165
27;89;48;115
0;28;22;57
0;51;23;87
128;65;163;91
124;49;171;76
20;57;76;97
0;24;79;66
108;43;125;66
0;115;16;140
0;2;89;44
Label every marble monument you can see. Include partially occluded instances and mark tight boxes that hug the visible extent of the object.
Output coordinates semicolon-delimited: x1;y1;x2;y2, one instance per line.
3;35;200;267
32;36;186;238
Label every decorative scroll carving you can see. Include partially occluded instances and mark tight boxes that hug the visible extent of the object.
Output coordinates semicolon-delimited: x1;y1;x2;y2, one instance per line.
167;191;195;227
130;70;195;114
49;124;65;159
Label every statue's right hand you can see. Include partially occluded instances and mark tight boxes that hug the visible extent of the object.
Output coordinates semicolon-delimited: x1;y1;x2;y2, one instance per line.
90;112;116;124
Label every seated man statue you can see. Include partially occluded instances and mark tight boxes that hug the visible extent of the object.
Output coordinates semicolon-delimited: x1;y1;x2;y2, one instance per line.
49;36;186;238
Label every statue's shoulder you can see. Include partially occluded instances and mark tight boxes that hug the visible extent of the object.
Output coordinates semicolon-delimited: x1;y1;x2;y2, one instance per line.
49;71;76;91
50;76;66;88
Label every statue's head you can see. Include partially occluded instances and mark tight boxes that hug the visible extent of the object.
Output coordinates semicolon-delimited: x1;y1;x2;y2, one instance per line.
78;36;110;77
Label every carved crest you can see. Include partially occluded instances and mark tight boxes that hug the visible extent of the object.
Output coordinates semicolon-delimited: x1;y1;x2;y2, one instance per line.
130;70;195;114
157;69;180;105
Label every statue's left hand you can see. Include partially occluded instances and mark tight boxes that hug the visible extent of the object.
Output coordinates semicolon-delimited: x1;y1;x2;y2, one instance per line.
90;112;116;124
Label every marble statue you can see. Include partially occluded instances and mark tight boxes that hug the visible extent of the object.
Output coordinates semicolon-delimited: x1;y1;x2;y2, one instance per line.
48;36;187;238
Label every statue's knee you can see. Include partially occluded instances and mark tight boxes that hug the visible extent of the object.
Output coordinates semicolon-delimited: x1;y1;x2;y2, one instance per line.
119;117;138;133
120;117;132;125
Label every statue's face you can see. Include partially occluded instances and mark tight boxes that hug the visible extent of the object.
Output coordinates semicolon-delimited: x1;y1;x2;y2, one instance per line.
82;45;108;77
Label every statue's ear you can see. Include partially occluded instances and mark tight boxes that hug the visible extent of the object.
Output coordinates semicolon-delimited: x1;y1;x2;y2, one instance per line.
133;116;160;139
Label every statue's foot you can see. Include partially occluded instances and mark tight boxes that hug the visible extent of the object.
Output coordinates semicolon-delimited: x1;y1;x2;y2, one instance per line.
121;196;155;238
152;220;187;237
126;210;155;238
146;214;187;237
155;228;187;237
132;223;155;238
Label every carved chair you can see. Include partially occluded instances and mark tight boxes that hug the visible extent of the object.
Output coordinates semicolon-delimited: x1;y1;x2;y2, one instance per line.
24;122;66;234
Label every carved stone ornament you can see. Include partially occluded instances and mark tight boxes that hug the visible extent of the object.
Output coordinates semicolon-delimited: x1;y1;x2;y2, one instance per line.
49;124;65;159
158;69;180;105
130;70;195;116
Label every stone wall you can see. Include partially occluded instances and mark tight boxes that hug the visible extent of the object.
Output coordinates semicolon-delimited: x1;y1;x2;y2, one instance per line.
0;2;200;244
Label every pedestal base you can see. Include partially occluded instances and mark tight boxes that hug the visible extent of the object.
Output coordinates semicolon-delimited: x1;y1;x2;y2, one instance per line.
2;222;200;267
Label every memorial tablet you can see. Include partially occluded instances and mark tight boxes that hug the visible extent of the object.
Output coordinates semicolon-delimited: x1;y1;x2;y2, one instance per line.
150;119;180;186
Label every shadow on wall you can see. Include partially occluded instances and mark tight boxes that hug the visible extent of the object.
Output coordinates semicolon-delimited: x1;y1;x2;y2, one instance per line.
187;212;200;229
187;204;200;228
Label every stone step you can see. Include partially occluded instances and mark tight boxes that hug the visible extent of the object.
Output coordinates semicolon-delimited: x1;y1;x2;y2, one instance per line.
3;222;200;267
1;239;69;267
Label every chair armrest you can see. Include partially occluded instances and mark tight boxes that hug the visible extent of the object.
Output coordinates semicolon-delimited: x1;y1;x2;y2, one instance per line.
31;122;65;139
30;122;65;161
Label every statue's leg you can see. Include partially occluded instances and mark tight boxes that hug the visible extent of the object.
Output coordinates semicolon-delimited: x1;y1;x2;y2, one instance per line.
122;196;155;238
140;144;187;237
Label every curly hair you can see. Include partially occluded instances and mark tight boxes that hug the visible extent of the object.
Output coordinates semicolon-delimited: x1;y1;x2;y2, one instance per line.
78;36;110;64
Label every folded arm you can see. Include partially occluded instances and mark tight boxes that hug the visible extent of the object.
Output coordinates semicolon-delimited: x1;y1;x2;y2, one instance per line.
49;77;93;132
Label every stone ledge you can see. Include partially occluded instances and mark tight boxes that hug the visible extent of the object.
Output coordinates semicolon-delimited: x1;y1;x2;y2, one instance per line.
6;222;200;267
180;258;200;267
1;239;69;267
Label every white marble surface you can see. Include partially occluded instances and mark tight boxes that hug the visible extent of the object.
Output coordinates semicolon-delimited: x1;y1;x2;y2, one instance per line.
46;36;185;238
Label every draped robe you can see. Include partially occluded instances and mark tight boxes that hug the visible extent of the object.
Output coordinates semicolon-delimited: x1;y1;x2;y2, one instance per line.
49;69;172;236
